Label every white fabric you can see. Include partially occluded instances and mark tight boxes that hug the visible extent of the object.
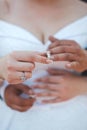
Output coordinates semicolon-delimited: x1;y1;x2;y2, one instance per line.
0;16;87;130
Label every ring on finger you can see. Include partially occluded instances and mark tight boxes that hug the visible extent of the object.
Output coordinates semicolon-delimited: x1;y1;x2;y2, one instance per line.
46;51;51;59
20;71;26;81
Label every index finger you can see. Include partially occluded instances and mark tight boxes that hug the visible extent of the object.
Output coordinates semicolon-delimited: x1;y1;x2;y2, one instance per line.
48;40;80;50
11;51;52;64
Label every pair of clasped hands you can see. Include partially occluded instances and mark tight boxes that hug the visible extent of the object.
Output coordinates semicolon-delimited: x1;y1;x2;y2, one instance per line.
3;36;87;112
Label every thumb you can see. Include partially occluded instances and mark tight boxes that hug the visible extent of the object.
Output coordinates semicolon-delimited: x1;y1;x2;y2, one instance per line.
65;61;81;72
48;36;60;50
15;84;34;95
49;35;57;42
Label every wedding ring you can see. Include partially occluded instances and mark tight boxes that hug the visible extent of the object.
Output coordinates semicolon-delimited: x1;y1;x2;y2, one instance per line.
46;51;51;59
20;72;26;81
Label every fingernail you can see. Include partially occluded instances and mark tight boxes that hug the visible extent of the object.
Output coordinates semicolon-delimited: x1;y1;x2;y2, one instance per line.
46;59;53;63
28;90;33;94
66;63;71;68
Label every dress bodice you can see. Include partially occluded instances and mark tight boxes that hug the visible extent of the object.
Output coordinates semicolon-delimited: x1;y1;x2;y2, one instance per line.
0;16;87;107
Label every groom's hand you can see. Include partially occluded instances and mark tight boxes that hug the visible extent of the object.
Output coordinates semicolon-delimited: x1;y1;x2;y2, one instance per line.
5;84;35;112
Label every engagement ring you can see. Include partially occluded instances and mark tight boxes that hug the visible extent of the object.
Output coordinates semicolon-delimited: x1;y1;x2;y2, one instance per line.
21;71;26;81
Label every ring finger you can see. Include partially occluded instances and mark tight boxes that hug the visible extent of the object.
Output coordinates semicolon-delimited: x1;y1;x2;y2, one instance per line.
14;61;35;72
8;71;32;84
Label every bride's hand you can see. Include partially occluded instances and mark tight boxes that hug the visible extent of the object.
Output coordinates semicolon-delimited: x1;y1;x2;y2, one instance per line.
4;84;35;112
0;51;51;84
48;36;87;72
32;68;87;104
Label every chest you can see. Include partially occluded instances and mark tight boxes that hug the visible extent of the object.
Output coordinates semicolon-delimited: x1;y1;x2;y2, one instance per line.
5;3;87;44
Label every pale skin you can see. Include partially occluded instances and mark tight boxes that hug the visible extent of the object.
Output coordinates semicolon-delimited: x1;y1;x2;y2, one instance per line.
48;36;87;72
0;51;51;84
0;0;87;111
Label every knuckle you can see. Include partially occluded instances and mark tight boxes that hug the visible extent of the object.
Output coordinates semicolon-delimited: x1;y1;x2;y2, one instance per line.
70;40;75;43
70;40;77;45
46;84;50;88
7;61;14;71
76;47;80;52
7;71;12;80
45;77;50;82
60;47;66;52
27;72;32;78
59;77;65;83
31;55;36;61
65;53;70;60
6;72;14;83
55;41;59;46
30;63;35;70
53;55;59;60
10;51;17;58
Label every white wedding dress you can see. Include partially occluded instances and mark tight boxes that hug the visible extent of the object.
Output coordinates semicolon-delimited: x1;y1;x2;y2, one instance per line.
0;16;87;130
